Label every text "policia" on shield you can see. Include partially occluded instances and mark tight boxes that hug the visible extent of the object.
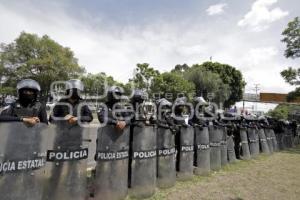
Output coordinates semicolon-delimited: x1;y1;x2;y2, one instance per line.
46;148;88;162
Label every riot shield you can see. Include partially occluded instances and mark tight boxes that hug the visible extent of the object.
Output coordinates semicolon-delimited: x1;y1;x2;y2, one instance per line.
227;135;237;163
239;128;251;160
254;129;260;154
220;127;228;166
176;125;194;181
270;129;279;152
94;125;130;200
43;122;91;200
258;129;270;154
247;128;259;157
264;129;274;153
157;126;176;188
209;126;221;171
129;123;157;199
194;125;210;176
282;127;290;149
276;132;284;150
0;122;48;200
294;126;300;146
288;128;295;148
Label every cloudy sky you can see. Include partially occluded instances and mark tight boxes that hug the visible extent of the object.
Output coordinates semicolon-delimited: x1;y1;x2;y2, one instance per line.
0;0;299;93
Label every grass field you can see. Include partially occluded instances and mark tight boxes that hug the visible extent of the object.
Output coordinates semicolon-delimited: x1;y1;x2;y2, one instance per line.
128;146;300;200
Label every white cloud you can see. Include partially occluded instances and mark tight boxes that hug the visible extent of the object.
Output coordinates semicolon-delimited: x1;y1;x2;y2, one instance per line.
247;47;278;66
206;3;227;16
238;0;289;31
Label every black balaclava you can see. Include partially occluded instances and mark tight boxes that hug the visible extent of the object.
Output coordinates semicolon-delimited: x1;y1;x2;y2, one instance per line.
66;89;80;100
19;88;37;106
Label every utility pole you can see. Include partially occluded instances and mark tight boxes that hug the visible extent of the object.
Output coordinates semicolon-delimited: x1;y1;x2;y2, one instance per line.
254;84;260;112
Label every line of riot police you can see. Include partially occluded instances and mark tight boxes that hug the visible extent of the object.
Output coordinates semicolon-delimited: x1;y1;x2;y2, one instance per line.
1;79;300;200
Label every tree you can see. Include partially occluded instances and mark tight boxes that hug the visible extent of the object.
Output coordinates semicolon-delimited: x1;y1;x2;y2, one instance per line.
151;72;195;100
280;17;300;101
131;63;160;91
282;17;300;59
280;67;300;85
199;62;246;108
171;63;190;73
81;72;126;100
267;104;300;120
184;65;231;105
0;32;85;101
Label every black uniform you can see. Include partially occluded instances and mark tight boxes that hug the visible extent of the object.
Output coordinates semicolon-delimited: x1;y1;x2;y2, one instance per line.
0;100;48;124
49;98;93;123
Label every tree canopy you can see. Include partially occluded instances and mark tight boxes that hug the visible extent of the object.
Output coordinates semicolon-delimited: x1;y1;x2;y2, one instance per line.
151;72;195;101
280;17;300;101
0;32;84;99
282;17;300;59
184;65;231;105
195;62;245;107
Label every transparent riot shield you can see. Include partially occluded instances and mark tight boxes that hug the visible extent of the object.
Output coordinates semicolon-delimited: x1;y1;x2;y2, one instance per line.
220;127;228;166
270;129;279;152
227;135;237;163
294;126;300;146
176;125;194;181
276;131;284;150
129;123;157;199
247;128;259;157
288;128;295;148
258;129;270;154
194;125;210;176
209;125;221;171
94;125;130;200
0;122;48;200
43;122;91;200
157;126;176;188
264;128;274;153
239;127;251;160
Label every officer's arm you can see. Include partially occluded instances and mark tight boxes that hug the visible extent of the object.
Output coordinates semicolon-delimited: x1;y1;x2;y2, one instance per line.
49;102;67;123
97;108;117;125
0;106;23;122
0;115;23;122
38;104;49;124
79;105;93;123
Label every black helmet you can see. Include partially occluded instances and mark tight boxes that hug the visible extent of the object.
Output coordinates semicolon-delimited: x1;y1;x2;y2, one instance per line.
156;98;172;107
17;79;41;93
107;86;124;104
194;96;207;105
174;97;187;105
66;79;84;92
156;98;172;117
17;79;41;104
65;79;84;99
174;97;189;115
131;89;147;104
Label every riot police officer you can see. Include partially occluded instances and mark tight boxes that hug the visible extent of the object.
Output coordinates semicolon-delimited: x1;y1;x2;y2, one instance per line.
49;79;93;124
172;97;195;180
131;89;155;124
94;86;132;200
97;86;131;129
45;79;92;200
129;90;157;198
0;79;48;125
156;98;177;188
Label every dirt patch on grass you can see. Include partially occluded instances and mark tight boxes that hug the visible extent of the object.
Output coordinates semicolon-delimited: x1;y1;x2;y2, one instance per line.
146;146;300;200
